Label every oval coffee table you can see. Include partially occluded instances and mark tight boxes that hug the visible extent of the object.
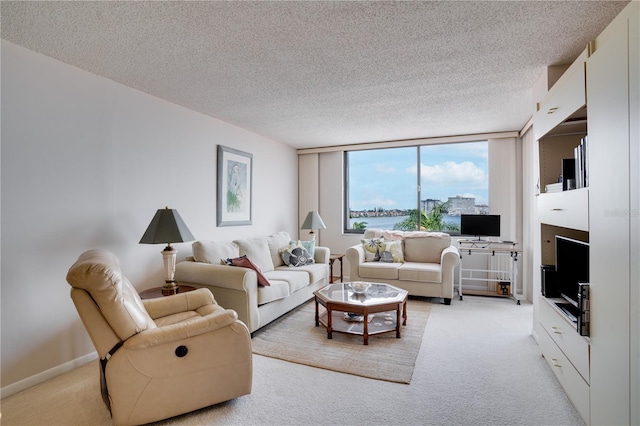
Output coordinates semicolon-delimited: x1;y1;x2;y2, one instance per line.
314;282;408;345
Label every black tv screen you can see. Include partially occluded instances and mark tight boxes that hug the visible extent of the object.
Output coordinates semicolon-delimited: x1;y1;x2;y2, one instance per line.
460;214;500;239
555;236;589;307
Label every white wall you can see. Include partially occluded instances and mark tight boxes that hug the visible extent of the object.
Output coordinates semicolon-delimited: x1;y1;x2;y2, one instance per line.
0;41;298;394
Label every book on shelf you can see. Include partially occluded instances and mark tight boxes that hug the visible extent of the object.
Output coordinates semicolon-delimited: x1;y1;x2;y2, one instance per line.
546;182;563;193
574;136;588;189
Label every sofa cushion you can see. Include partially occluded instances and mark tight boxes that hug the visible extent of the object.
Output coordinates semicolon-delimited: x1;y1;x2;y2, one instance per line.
398;262;442;283
192;240;239;264
257;280;290;305
234;237;274;272
358;262;400;280
266;231;291;268
275;262;328;284
280;242;315;267
403;233;451;263
361;237;385;262
228;255;271;286
265;269;310;293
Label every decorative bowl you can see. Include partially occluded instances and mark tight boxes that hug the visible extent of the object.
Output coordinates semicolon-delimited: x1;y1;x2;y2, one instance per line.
350;281;371;294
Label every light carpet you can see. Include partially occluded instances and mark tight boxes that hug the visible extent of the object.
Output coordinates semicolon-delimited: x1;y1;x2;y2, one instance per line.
251;298;431;384
1;296;585;426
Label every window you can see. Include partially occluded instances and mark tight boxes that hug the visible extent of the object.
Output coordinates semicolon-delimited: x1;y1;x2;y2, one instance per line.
345;141;489;233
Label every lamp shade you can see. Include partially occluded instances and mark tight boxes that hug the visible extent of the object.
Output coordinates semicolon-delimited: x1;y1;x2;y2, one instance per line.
139;207;195;245
301;211;326;230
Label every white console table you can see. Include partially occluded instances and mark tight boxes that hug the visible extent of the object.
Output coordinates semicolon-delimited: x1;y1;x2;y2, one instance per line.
457;240;524;304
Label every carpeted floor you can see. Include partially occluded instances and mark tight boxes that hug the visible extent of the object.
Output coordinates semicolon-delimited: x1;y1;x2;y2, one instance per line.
251;299;431;383
0;295;585;426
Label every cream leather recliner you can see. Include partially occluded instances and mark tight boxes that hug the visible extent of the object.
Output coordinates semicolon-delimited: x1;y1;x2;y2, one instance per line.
66;249;252;426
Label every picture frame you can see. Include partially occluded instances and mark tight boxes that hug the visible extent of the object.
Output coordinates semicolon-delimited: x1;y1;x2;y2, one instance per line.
217;145;252;226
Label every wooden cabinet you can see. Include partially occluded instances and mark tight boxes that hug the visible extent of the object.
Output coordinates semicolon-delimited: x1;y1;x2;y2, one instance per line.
533;3;639;425
537;188;588;232
534;35;590;426
534;49;587;142
586;3;639;424
538;297;589;381
537;297;590;422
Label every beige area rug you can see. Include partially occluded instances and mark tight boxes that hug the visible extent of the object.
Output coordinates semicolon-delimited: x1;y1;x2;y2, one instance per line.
251;298;432;384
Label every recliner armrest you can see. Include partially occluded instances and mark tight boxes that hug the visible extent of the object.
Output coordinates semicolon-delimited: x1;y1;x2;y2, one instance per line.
143;288;218;319
124;308;242;350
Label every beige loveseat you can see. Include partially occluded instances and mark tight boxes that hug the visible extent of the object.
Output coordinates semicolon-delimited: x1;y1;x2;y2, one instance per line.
346;229;460;305
175;231;329;333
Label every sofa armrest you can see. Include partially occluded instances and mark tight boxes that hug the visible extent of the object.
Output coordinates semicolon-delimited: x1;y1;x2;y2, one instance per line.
441;245;460;268
345;244;365;281
175;262;256;291
314;246;330;264
440;245;461;296
174;261;259;332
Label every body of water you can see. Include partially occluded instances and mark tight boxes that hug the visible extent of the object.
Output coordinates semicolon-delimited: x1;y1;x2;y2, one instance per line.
350;215;460;230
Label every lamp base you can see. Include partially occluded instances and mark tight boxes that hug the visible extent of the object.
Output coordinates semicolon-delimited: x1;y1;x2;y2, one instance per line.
161;281;179;296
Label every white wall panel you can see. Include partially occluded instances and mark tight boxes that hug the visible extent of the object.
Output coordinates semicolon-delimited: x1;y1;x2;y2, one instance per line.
1;40;297;394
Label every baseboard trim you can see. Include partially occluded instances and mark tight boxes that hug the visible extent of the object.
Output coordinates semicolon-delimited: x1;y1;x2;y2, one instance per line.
1;352;97;399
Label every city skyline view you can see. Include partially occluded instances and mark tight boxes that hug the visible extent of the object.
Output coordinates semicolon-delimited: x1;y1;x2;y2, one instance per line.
347;141;489;213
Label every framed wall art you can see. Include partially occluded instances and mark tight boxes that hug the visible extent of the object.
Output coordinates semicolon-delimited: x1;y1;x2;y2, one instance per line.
217;145;252;226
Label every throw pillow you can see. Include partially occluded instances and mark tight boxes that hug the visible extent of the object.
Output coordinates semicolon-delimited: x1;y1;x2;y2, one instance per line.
290;239;316;258
361;237;385;262
379;240;404;263
226;255;271;286
280;243;315;267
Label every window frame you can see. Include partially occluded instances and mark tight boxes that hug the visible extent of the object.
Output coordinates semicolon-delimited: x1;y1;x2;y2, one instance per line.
343;140;489;235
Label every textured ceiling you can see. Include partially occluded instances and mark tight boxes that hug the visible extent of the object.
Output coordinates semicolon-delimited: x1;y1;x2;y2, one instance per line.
1;1;629;149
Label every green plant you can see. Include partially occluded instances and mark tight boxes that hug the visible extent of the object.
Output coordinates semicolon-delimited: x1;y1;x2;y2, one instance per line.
352;221;368;230
393;202;460;232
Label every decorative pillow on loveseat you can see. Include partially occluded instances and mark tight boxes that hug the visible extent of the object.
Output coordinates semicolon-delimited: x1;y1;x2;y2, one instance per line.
361;237;385;262
379;240;404;263
280;243;315;267
225;255;271;286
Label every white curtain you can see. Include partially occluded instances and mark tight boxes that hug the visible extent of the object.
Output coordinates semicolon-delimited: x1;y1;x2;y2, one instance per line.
298;153;320;242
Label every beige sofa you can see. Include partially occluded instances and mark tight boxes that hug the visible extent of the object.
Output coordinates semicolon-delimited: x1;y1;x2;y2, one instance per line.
346;229;460;305
175;231;329;333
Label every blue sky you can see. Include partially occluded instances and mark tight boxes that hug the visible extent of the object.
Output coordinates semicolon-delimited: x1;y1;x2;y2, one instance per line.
348;141;488;211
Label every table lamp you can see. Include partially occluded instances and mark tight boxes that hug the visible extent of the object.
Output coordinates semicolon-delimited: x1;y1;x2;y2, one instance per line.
140;207;195;293
301;210;326;241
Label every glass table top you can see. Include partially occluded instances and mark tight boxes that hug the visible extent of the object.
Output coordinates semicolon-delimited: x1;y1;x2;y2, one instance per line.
315;282;407;306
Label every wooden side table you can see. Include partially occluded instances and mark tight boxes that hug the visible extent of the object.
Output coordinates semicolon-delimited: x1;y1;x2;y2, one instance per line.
328;254;345;283
139;284;196;300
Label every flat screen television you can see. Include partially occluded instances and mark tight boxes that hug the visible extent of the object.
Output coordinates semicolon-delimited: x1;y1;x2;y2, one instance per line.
460;214;500;240
555;235;589;309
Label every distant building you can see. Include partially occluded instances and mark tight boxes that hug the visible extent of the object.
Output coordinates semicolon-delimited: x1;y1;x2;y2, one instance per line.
447;195;475;215
421;198;442;213
475;204;489;214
